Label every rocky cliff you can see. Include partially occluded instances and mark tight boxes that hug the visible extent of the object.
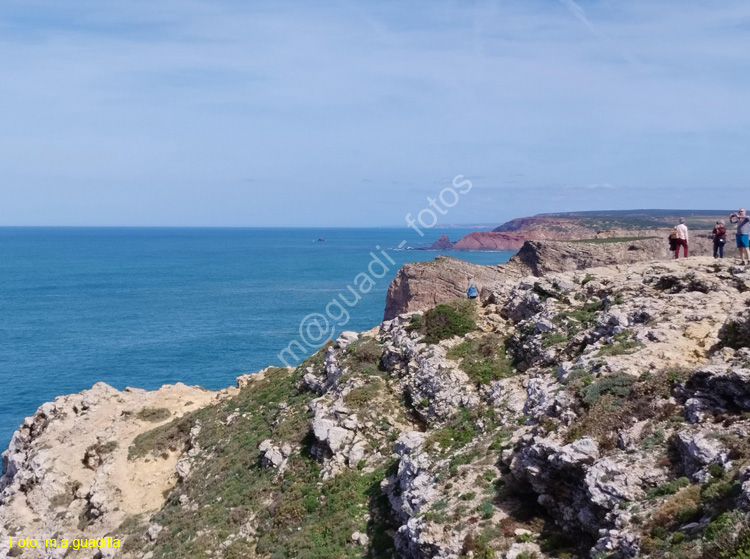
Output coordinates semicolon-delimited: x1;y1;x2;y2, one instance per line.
438;209;729;251
384;237;716;320
0;383;220;559
5;256;750;559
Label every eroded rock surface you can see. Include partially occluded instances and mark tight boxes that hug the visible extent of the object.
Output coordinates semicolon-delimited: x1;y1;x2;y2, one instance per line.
0;383;217;559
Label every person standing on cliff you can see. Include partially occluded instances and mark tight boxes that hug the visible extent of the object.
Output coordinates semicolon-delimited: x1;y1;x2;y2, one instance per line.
674;218;689;259
730;208;750;264
712;220;727;259
466;277;478;299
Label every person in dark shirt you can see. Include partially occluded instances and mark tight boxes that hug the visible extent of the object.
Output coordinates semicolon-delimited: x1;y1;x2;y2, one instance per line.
712;220;727;259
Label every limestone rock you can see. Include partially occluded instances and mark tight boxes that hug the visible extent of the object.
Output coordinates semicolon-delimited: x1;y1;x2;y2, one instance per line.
0;383;216;559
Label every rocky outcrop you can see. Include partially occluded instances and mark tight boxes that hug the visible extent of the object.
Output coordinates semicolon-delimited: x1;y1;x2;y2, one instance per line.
0;383;217;559
428;234;454;250
384;237;717;319
444;209;731;251
383;255;508;320
8;255;750;559
511;238;675;276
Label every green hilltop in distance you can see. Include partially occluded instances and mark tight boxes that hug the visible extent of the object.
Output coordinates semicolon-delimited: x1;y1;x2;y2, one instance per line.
433;209;735;251
496;209;735;232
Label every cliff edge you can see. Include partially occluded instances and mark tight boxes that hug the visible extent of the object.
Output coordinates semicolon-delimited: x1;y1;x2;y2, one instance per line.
384;236;715;320
438;209;730;251
4;255;750;559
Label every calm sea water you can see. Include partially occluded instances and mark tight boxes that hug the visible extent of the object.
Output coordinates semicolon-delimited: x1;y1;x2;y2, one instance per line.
0;227;513;452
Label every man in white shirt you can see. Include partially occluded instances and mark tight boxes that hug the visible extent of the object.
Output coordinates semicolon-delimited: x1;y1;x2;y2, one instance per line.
675;218;689;259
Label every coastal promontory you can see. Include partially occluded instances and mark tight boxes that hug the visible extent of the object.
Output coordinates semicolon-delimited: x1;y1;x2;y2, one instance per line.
4;241;750;559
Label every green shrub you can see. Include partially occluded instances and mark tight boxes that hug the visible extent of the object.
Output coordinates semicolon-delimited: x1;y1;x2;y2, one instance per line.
579;374;635;406
704;512;734;542
447;334;514;384
701;479;739;502
647;477;690;499
566;367;687;449
640;429;665;449
422;300;477;343
477;499;494;519
462;531;495;559
405;313;423;331
348;338;382;364
649;484;701;528
144;366;399;559
718;317;750;349
709;463;726;479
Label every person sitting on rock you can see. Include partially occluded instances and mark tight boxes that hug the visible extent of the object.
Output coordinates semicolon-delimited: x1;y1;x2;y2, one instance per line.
674;218;689;259
730;208;750;265
466;277;478;299
712;220;727;259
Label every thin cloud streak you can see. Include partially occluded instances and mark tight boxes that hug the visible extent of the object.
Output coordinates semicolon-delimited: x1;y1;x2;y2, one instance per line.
557;0;642;67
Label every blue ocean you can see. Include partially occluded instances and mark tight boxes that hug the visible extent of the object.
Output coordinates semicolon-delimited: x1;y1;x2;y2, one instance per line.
0;228;513;452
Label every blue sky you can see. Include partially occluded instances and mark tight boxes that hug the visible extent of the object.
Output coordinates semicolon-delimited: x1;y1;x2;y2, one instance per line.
1;0;749;226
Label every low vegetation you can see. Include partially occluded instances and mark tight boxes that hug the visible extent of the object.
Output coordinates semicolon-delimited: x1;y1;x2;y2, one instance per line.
565;368;685;449
447;334;515;384
340;336;386;378
136;407;172;422
597;331;644;356
128;414;192;460
142;358;398;559
420;299;477;343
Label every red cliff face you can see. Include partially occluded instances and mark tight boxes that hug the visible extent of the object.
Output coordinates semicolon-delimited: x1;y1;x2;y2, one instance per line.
451;231;526;251
429;234;454;250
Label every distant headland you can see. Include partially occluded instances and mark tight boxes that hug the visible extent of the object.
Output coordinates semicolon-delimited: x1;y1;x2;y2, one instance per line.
430;209;733;251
